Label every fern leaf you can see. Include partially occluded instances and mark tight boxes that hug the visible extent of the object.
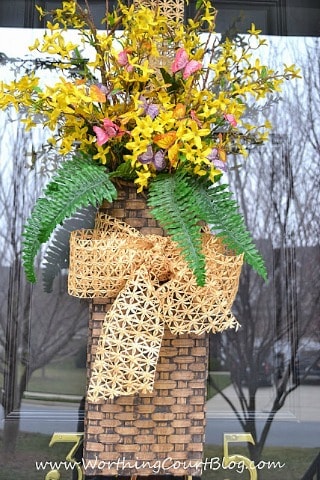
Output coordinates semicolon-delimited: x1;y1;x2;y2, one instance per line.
42;205;97;292
148;172;267;283
110;161;137;181
147;172;206;286
190;179;267;279
22;155;117;283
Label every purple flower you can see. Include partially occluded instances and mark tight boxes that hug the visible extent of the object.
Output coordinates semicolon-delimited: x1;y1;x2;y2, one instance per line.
212;159;228;172
207;148;228;172
138;145;166;171
207;148;219;162
96;83;110;95
139;96;159;119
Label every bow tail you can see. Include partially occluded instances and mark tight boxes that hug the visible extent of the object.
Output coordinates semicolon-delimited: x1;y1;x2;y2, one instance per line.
87;266;164;402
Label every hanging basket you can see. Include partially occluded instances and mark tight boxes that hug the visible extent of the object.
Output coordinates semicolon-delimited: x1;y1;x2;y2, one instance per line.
67;183;243;477
85;323;208;477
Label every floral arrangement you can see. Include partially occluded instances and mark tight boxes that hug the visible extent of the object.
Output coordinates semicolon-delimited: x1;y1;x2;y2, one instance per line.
0;0;299;286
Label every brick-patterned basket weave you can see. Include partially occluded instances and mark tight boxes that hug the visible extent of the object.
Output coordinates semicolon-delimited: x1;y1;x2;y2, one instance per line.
85;320;208;477
83;183;209;477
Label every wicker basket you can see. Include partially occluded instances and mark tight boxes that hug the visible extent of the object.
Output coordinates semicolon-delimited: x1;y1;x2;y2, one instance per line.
83;183;209;477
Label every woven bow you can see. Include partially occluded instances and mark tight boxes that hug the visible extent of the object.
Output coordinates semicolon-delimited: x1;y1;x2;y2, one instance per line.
68;213;243;401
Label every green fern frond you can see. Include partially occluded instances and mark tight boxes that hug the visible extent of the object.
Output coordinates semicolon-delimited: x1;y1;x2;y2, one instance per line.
110;160;137;181
148;172;267;284
188;178;268;280
22;154;117;283
42;205;97;292
147;172;206;286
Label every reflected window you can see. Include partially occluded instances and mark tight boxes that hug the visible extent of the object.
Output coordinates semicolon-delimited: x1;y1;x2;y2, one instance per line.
0;0;319;36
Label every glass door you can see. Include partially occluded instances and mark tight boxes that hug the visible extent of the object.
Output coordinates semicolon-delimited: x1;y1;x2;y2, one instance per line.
0;1;319;479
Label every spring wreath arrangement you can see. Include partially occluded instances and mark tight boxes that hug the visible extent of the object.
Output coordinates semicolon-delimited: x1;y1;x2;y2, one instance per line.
0;0;299;400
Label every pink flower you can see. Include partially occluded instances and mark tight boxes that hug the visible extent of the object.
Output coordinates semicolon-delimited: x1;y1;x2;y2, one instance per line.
117;50;134;72
118;50;129;66
93;119;126;146
172;48;202;79
190;110;202;127
224;113;237;127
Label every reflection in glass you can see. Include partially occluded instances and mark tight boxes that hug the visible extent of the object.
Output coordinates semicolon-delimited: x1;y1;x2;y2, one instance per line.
0;20;319;480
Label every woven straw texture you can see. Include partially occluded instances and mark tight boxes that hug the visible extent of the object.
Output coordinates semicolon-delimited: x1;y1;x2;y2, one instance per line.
133;0;183;71
134;0;184;23
74;183;242;476
69;207;243;400
87;265;164;400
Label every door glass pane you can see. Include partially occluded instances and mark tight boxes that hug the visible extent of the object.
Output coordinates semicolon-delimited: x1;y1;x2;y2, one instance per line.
0;2;319;479
0;27;88;478
205;34;320;480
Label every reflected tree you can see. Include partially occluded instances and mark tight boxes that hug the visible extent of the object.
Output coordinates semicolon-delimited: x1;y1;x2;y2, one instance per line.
0;112;89;456
209;37;320;462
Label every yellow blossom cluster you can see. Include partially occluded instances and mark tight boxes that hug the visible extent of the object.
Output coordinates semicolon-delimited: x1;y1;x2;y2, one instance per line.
0;0;300;191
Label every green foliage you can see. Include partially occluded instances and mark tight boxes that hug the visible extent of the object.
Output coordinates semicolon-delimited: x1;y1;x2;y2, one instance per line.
41;205;97;292
22;159;266;286
148;172;267;285
110;160;137;181
191;179;268;280
22;154;117;283
148;172;206;286
159;67;181;93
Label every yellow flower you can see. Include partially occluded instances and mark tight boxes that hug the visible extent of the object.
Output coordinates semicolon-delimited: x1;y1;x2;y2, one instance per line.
0;0;299;192
35;5;45;17
93;146;110;165
247;23;262;36
284;64;301;78
134;167;153;191
168;143;179;167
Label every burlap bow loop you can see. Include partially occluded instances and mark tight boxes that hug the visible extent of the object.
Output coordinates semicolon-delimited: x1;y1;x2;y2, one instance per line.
68;213;243;401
